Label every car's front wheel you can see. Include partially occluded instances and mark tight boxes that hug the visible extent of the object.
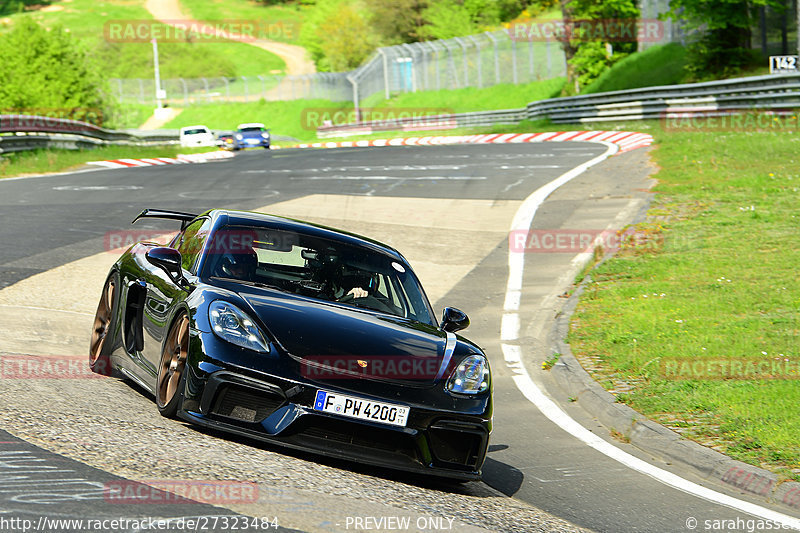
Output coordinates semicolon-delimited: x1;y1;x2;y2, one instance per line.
89;273;118;376
156;312;190;418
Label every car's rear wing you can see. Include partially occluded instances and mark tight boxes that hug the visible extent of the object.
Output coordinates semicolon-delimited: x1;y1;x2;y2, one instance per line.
132;209;198;230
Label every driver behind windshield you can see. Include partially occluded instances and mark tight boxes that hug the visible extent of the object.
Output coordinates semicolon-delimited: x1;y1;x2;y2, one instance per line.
216;249;258;281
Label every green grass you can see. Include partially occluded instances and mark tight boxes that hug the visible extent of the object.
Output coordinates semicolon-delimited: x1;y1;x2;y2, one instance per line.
362;78;567;111
568;120;800;481
582;43;689;94
0;144;214;178
162;99;354;142
9;0;285;78
179;0;306;44
164;78;566;142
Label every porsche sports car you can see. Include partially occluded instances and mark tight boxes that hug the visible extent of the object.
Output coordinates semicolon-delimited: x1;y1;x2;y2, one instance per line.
90;209;492;480
231;123;270;150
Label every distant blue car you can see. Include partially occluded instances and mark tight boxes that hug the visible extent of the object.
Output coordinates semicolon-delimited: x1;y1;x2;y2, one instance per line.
232;122;270;150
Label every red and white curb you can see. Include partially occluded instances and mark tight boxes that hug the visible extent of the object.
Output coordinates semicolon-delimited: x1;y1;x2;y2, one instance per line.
275;131;653;153
86;132;652;170
87;150;234;169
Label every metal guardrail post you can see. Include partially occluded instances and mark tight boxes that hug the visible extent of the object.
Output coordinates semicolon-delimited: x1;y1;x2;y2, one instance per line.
442;40;460;88
485;32;500;85
431;42;442;91
222;77;230;102
179;78;188;106
454;37;469;87
202;77;209;103
377;49;390;99
528;38;534;78
467;35;483;89
510;34;518;84
242;76;249;101
347;74;360;122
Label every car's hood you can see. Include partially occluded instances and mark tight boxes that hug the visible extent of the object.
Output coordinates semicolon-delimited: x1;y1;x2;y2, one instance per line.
238;131;267;138
239;289;447;385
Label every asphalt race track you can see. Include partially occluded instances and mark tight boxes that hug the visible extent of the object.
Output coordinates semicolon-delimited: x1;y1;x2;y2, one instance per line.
1;144;798;533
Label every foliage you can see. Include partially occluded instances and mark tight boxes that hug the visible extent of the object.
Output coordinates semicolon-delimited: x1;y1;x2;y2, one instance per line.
0;0;47;16
300;0;378;71
558;0;639;93
420;0;528;40
0;17;109;122
665;0;784;78
581;43;688;94
369;0;430;44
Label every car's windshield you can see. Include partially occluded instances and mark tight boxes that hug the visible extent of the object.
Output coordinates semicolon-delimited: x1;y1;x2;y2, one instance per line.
239;126;266;133
201;225;434;324
183;128;208;135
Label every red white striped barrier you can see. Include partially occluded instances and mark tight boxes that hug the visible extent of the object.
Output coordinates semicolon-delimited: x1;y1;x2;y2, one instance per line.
274;131;653;153
88;150;234;169
86;132;651;170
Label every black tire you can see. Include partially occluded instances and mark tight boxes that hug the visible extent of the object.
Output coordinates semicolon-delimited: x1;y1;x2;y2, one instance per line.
89;273;118;376
156;312;190;418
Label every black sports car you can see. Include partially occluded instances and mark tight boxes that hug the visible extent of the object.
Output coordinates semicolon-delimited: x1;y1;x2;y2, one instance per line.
90;209;492;480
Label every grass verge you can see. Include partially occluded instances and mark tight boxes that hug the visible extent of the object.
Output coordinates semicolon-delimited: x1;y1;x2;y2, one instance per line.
568;120;800;482
0;144;213;179
362;78;566;112
13;0;285;78
164;77;567;142
582;43;688;94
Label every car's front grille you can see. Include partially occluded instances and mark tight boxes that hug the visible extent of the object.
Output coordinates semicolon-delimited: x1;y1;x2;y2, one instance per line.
300;418;416;456
211;384;284;423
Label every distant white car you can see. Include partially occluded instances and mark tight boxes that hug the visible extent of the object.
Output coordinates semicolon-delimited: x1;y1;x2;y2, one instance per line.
179;125;215;148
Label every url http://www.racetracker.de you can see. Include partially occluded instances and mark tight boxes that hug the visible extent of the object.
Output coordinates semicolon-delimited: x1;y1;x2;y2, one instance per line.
0;515;280;532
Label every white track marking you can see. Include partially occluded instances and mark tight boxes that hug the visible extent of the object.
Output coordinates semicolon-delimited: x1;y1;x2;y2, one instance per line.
501;143;800;529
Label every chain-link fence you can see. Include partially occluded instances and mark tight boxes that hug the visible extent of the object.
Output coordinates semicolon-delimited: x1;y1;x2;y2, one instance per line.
111;28;568;107
350;30;566;105
110;73;353;106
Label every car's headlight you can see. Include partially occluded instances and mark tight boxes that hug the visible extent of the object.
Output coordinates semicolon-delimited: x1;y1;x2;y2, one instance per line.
261;132;270;139
209;300;270;353
235;134;243;140
446;354;490;394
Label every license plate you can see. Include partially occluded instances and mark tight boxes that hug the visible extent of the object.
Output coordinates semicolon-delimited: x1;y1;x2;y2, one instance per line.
313;390;409;427
246;138;260;144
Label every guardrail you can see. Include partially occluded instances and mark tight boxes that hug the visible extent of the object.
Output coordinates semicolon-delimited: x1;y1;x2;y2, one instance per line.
0;115;179;155
318;73;800;137
317;108;527;138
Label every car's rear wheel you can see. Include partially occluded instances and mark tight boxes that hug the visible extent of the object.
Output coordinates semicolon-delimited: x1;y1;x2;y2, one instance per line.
89;274;117;375
156;312;190;418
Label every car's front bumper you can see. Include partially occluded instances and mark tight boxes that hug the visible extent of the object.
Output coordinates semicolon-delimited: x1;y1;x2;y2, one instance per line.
179;332;491;480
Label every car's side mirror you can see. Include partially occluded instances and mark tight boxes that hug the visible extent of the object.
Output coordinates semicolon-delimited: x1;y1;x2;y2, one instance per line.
440;307;469;333
145;247;187;287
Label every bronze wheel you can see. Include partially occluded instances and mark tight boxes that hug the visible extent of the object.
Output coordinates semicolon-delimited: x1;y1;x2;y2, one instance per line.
156;313;189;417
89;277;116;373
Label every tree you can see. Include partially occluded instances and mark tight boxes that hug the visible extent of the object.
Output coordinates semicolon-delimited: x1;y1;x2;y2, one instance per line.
299;0;378;71
369;0;430;44
558;0;639;93
666;0;785;77
0;17;109;122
